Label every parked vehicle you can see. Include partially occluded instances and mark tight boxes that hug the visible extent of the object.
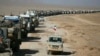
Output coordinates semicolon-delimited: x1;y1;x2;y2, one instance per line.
47;35;63;54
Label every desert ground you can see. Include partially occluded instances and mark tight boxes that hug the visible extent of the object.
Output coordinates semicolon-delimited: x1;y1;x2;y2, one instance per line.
12;13;100;56
0;10;100;56
44;13;100;56
0;0;100;56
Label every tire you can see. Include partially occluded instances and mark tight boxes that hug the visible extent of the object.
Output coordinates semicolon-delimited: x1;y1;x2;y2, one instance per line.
32;27;35;31
24;33;27;38
12;44;20;52
21;31;28;38
22;33;27;38
15;45;20;52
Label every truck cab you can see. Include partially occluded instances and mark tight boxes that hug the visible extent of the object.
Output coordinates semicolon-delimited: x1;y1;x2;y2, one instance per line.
20;14;35;32
4;16;19;24
26;10;39;27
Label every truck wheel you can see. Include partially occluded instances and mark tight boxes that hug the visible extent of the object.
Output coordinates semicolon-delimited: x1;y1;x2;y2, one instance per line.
22;34;27;38
37;22;39;27
21;31;28;38
24;32;28;38
15;45;20;52
12;45;20;52
32;27;35;31
22;32;27;38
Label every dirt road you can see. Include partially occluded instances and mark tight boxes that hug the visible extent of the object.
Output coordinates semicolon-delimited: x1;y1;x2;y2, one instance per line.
13;13;100;56
12;17;73;56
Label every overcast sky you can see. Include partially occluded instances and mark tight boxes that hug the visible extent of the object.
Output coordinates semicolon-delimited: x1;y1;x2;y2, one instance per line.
37;0;100;7
0;0;100;9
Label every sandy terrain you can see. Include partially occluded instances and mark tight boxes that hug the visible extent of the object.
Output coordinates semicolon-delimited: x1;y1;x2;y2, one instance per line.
0;10;100;56
13;17;74;56
0;1;100;56
12;13;100;56
46;13;100;56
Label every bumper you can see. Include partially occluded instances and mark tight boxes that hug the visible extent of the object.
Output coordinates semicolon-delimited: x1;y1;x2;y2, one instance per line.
48;48;63;52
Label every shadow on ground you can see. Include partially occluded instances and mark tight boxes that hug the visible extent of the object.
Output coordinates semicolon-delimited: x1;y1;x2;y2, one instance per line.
39;22;44;25
37;25;46;28
22;37;41;42
52;51;75;55
13;49;39;56
33;30;45;33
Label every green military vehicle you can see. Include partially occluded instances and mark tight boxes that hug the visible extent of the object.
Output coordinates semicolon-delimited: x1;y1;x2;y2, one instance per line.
0;15;22;52
26;10;39;27
20;14;36;32
20;11;39;32
0;28;13;56
2;15;28;38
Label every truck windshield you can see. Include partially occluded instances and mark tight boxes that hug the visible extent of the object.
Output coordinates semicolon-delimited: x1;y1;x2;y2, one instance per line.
23;17;31;22
49;37;62;42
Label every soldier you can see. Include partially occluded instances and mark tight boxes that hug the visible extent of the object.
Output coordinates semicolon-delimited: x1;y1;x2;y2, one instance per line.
53;25;57;31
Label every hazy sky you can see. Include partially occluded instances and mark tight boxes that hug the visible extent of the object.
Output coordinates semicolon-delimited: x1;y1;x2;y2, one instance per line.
0;0;100;9
37;0;100;7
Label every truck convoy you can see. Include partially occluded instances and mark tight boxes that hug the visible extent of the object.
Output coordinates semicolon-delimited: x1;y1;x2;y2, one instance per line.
0;9;99;56
0;11;40;55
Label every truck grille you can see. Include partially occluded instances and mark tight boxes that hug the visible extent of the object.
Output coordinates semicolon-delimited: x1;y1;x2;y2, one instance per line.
52;45;59;49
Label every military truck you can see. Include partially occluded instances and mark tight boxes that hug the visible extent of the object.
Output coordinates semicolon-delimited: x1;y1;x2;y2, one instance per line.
26;10;39;27
20;14;36;32
0;27;21;53
2;15;28;38
0;28;13;56
26;10;37;17
32;16;39;27
0;15;22;52
47;35;63;54
20;11;39;32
